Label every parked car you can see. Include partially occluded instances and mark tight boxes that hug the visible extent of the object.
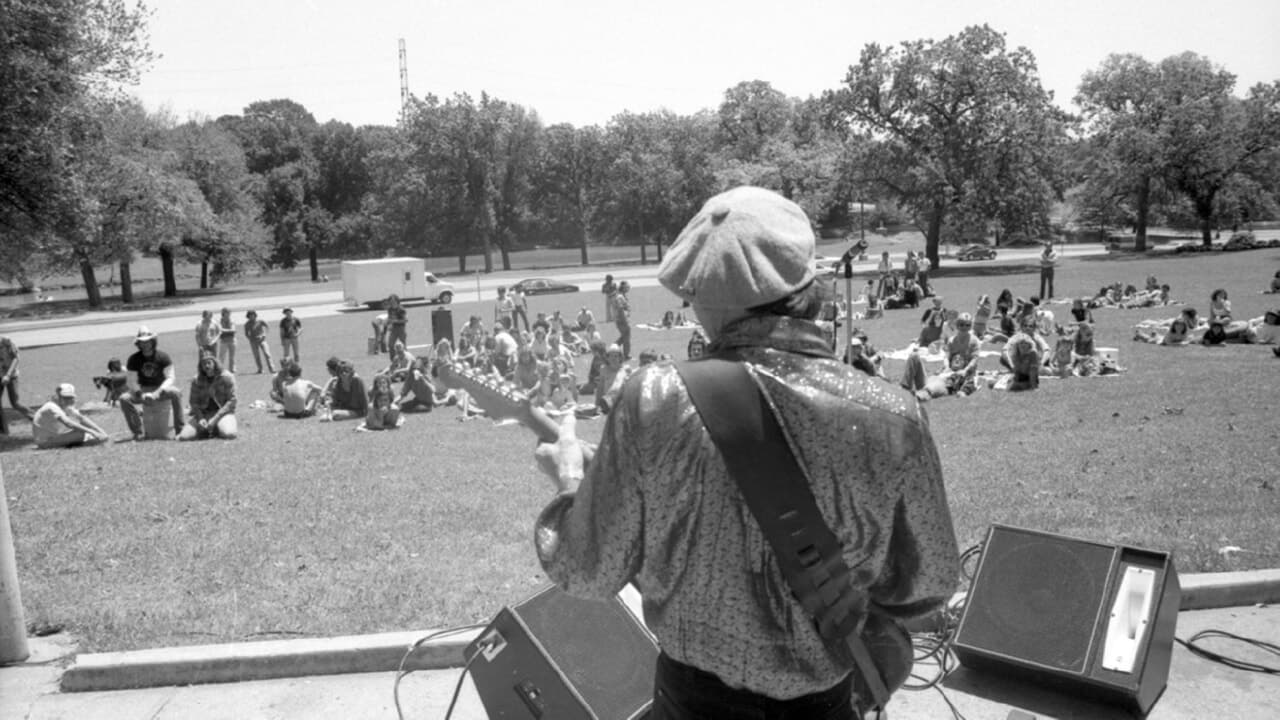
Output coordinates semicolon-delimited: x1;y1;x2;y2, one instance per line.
956;244;997;261
511;278;580;296
424;272;455;303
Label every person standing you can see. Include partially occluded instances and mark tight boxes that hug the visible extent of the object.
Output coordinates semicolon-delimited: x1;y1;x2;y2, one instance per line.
279;308;302;362
119;326;185;440
531;186;958;718
194;310;220;359
511;285;530;332
31;383;109;448
0;335;35;434
243;310;276;374
494;286;515;330
1038;240;1058;300
601;274;617;322
217;307;237;373
385;294;408;351
876;251;893;299
917;253;933;297
179;354;238;440
612;280;632;359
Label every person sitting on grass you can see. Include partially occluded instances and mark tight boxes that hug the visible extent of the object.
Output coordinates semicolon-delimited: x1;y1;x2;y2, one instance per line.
579;340;608;396
945;313;982;380
1208;288;1232;323
1267;271;1280;294
1000;331;1041;392
179;354;237;441
279;361;325;419
917;296;947;348
513;347;545;395
359;374;401;431
92;358;131;406
973;294;993;338
383;340;415;382
575;306;595;331
32;383;110;448
594;344;630;414
1069;297;1095;324
324;359;368;420
397;356;440;412
1071;323;1101;375
901;350;976;401
844;337;882;379
1119;284;1172;309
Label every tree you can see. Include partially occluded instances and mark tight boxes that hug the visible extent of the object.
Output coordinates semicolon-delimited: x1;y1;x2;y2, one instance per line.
169;119;270;287
0;0;153;278
825;25;1070;266
223;99;326;279
534;123;607;264
717;80;792;160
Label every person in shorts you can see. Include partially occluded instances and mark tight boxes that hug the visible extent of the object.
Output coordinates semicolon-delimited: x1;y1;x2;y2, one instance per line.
32;383;109;448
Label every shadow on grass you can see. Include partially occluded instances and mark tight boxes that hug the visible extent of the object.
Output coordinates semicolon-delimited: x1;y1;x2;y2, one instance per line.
0;433;33;453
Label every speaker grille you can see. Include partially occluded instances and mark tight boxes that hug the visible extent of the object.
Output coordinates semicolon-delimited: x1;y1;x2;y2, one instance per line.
961;532;1116;673
515;589;657;719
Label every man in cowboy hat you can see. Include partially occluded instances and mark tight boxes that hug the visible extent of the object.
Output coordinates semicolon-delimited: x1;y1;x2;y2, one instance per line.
119;326;185;440
531;186;958;718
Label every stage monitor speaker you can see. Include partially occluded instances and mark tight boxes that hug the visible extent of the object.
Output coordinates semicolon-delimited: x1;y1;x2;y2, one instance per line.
465;585;658;720
953;524;1180;717
431;308;454;346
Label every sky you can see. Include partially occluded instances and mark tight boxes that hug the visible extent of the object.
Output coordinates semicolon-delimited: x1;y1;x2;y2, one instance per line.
130;0;1280;128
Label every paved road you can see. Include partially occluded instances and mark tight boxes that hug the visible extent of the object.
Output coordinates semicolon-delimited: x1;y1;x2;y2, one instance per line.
0;244;1104;349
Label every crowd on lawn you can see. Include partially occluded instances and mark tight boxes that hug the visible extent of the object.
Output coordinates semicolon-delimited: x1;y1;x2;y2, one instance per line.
3;256;1277;448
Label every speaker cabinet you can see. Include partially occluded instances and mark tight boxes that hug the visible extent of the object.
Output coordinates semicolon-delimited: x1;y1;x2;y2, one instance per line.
465;585;658;720
953;525;1180;717
431;308;454;346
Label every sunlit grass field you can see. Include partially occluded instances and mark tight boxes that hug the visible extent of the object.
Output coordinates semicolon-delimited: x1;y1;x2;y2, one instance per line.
2;245;1278;652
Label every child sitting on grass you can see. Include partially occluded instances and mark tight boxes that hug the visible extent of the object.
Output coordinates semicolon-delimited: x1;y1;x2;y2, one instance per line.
359;374;401;430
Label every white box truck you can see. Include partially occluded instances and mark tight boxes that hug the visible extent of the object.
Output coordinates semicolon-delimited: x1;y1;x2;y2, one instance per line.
341;257;428;308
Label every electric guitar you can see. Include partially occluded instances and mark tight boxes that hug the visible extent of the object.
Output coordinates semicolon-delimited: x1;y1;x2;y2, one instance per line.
436;362;585;482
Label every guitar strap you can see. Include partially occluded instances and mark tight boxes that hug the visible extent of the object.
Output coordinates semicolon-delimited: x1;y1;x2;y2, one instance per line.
676;356;894;713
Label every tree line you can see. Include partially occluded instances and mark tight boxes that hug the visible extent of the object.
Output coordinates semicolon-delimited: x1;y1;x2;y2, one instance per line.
3;4;1278;307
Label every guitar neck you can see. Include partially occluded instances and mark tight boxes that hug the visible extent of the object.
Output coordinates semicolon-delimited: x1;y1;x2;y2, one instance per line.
437;363;561;444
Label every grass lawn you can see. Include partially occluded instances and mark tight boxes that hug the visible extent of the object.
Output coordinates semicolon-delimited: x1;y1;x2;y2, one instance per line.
2;246;1279;652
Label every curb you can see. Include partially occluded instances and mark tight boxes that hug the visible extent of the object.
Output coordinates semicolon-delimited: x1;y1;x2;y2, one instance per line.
57;570;1280;693
59;628;480;693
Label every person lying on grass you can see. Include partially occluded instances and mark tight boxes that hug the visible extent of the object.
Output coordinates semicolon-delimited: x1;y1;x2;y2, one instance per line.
32;383;109;449
901;349;977;401
179;354;237;441
323;359;367;420
278;361;325;418
358;374;401;431
1243;310;1280;344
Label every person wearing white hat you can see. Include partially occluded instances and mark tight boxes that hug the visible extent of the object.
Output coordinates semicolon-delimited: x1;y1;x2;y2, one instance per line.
31;384;109;448
119;326;185;440
531;186;958;718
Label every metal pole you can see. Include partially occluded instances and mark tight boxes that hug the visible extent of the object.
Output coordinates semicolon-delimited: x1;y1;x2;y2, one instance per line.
844;262;854;359
0;460;30;663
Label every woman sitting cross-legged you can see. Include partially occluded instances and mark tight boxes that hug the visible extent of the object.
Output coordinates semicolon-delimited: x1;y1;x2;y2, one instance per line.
179;354;238;440
323;359;367;420
359;373;401;430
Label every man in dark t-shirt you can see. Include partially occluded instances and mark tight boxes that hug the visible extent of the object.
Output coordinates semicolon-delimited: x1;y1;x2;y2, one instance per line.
119;326;184;440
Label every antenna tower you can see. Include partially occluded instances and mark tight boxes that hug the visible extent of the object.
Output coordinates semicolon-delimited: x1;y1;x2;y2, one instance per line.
398;38;410;125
